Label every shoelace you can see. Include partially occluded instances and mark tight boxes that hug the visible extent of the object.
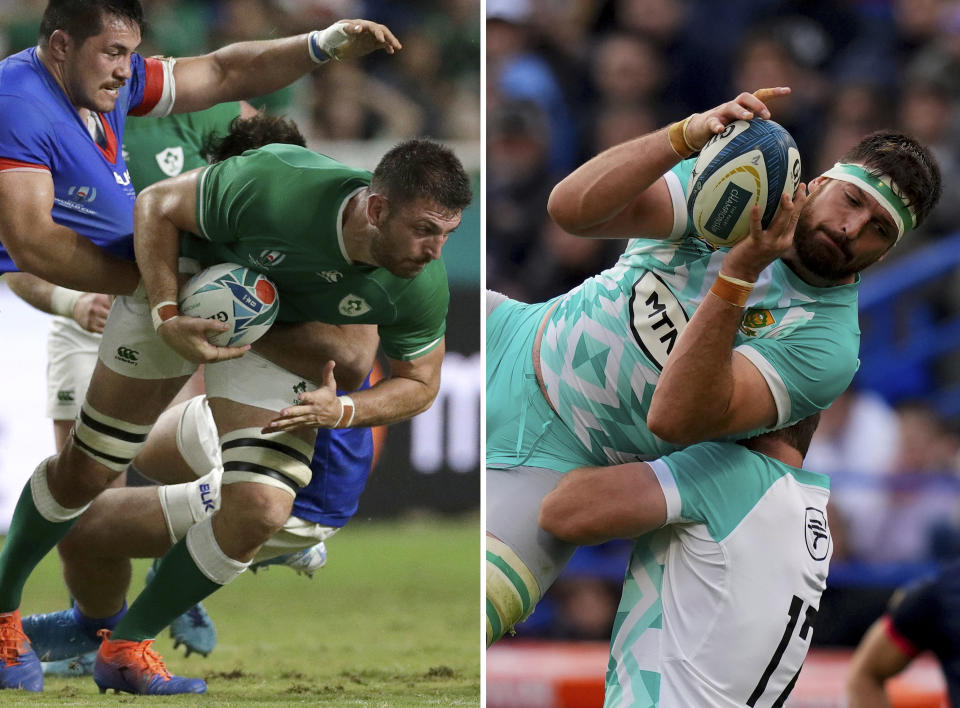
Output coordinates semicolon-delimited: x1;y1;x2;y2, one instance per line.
132;640;171;680
98;630;171;681
0;614;27;665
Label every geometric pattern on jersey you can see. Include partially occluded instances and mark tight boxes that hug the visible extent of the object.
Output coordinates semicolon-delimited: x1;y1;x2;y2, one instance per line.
537;160;860;469
605;442;831;707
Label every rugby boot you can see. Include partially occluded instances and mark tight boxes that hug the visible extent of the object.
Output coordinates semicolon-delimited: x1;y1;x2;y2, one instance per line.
249;542;328;579
145;563;216;657
0;610;42;691
22;605;111;661
93;630;205;695
42;650;95;677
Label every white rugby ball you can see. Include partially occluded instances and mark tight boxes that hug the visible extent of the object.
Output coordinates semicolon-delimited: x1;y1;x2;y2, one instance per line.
687;119;801;248
178;263;279;346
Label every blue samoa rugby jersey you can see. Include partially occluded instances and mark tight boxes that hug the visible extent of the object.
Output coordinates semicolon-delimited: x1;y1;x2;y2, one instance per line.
488;159;861;471
0;48;173;271
294;377;374;527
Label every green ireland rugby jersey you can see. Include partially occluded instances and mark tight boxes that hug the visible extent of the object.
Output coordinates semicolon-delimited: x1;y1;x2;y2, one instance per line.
124;101;240;193
536;159;860;466
605;442;831;707
186;144;448;361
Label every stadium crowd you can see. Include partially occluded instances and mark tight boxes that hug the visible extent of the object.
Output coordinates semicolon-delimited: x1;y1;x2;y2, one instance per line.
488;0;960;649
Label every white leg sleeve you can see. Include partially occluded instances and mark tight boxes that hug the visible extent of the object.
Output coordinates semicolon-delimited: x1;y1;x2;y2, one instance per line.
185;516;249;585
157;472;221;545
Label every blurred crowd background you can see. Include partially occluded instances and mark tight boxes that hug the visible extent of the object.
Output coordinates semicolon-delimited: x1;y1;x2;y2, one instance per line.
488;0;960;648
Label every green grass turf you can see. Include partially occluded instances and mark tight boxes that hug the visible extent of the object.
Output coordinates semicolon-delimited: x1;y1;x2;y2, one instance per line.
4;513;481;705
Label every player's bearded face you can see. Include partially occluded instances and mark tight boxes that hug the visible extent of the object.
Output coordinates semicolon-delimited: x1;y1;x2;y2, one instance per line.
792;184;895;281
371;198;461;279
64;15;141;113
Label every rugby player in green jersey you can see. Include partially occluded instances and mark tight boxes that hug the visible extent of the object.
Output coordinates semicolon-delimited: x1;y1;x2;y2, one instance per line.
486;88;941;645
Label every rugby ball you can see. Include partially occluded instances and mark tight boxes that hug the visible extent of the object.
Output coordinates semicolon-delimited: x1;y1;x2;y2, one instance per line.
687;119;801;248
178;263;279;346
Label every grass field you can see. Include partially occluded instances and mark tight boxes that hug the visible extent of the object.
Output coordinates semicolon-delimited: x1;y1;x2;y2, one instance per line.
3;513;481;706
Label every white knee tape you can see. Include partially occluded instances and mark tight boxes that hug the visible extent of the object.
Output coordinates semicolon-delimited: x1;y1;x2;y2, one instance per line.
185;516;249;585
220;427;314;494
72;401;152;472
175;396;222;479
29;457;90;523
158;472;221;544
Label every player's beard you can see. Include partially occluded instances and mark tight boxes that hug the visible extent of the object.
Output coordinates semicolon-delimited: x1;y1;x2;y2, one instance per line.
792;198;862;283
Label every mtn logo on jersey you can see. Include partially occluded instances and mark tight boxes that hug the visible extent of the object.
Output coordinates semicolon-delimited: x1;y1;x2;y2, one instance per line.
339;294;372;317
68;185;97;203
628;271;689;371
805;508;829;560
155;146;184;177
740;308;776;337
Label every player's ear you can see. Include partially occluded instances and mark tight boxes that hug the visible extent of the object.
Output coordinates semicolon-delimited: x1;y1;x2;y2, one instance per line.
367;193;389;227
46;30;71;60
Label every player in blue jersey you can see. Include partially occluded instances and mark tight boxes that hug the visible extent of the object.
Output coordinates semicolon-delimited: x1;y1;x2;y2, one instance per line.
486;88;942;645
846;560;960;708
0;1;404;692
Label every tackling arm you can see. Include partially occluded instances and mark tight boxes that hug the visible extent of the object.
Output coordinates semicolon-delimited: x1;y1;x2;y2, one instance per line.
170;20;401;114
0;171;140;294
4;271;110;333
538;462;667;545
547;89;787;238
846;617;911;708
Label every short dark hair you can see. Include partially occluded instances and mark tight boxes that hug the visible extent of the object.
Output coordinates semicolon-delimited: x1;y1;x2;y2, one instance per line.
742;413;822;459
203;113;306;164
840;131;942;229
371;139;473;213
39;0;144;46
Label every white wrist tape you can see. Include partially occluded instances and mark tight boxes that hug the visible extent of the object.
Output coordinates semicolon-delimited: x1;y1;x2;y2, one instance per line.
333;395;356;428
308;22;350;63
151;300;180;331
49;286;83;318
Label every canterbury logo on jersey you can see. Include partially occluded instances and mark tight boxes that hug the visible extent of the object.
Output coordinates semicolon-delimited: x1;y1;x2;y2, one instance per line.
628;272;689;371
115;346;139;364
805;507;829;560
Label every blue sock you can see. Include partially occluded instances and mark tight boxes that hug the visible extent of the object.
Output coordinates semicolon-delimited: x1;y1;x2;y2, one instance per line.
71;601;126;639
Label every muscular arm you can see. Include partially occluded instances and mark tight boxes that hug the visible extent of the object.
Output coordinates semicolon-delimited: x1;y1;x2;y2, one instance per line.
647;185;807;444
170;21;401;114
0;171;140;294
267;340;445;431
538;462;667;545
846;617;911;708
547;90;784;239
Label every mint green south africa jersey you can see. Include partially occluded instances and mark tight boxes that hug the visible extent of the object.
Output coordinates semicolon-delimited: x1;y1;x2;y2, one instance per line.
489;159;860;470
186;144;448;361
604;443;831;707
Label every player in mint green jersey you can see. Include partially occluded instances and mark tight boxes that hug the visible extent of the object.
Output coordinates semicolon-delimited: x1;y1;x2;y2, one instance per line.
486;87;942;645
539;415;827;707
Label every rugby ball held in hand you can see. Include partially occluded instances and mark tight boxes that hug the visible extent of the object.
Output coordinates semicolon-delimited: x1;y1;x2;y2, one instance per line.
178;263;279;346
687;119;801;248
